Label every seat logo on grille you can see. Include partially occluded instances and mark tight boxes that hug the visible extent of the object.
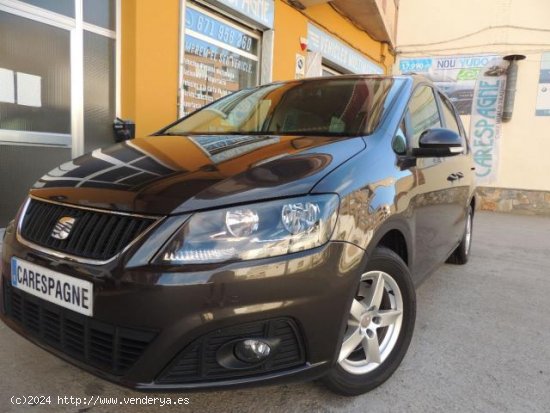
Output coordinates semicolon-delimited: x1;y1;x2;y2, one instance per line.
51;217;76;240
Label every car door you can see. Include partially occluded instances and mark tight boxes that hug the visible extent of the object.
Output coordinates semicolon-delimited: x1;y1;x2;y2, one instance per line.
436;92;472;245
404;85;460;278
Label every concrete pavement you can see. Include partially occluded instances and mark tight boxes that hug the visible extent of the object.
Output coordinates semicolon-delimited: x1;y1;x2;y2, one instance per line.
1;211;549;412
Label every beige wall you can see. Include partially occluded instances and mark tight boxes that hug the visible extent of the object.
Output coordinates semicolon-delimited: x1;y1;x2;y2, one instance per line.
396;0;550;191
375;0;398;46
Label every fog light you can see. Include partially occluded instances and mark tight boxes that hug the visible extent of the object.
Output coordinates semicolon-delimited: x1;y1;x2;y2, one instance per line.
234;339;271;363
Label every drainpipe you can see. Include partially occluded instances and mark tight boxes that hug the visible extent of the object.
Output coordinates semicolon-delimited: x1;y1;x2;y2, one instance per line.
502;54;526;122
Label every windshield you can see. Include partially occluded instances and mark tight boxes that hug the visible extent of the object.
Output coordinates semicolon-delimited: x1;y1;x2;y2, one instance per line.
162;78;400;137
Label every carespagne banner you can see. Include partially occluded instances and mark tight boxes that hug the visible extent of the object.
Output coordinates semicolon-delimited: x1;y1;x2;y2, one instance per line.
399;54;497;115
469;58;509;185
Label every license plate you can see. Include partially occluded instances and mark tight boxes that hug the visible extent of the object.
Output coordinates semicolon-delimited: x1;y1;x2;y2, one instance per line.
11;257;93;316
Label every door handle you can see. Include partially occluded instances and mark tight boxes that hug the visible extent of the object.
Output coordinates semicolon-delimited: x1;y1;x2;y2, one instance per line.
448;172;464;182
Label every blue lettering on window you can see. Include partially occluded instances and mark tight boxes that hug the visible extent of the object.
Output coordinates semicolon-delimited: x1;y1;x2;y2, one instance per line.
186;8;258;55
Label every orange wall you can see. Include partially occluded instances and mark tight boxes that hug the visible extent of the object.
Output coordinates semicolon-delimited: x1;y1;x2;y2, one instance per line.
121;0;180;137
272;1;393;81
121;0;393;137
272;1;308;81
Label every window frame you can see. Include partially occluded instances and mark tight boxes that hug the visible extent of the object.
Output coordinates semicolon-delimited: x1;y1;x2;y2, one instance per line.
321;64;344;77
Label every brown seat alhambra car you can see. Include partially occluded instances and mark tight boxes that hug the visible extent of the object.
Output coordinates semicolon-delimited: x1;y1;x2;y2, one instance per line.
1;75;475;396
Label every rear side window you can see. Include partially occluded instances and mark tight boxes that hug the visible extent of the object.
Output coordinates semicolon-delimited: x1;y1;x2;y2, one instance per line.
407;86;442;147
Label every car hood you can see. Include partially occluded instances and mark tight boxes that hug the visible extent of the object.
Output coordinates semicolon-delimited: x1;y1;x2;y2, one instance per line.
30;135;365;215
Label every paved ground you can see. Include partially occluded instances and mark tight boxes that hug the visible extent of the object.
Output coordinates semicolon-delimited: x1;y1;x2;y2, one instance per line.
1;211;549;413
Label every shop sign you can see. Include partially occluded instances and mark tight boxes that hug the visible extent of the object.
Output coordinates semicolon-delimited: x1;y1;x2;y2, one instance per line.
307;23;383;75
469;57;509;184
206;0;274;29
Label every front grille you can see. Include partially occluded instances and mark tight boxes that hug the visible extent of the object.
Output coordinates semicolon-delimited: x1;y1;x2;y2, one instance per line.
3;284;157;375
20;199;156;261
157;318;306;384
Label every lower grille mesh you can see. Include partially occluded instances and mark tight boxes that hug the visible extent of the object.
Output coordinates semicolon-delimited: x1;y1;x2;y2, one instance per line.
3;284;157;375
157;318;306;384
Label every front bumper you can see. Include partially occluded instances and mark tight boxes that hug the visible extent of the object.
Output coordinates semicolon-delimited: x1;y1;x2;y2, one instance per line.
0;225;367;390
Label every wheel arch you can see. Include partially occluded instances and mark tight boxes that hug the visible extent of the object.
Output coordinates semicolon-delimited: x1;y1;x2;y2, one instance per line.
366;221;413;269
470;195;476;215
376;230;409;266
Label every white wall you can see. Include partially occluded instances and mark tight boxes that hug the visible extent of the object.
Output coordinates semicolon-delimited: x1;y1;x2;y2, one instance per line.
396;0;550;191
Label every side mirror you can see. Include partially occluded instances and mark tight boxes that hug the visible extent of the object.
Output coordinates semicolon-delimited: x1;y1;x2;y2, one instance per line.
412;128;463;157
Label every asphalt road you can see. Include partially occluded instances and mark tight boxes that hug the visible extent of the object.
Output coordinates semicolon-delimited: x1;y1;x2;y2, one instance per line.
1;211;549;413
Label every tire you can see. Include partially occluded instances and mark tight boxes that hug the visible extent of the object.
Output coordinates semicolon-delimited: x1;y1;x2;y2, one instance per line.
322;247;416;396
446;205;473;265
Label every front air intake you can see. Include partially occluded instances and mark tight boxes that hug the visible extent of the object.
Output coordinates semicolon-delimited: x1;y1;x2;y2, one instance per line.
19;198;157;262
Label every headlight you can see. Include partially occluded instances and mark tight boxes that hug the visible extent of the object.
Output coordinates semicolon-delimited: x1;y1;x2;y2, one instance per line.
155;194;339;264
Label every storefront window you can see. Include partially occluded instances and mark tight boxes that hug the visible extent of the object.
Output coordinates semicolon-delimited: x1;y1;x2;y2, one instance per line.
19;0;75;17
0;11;71;145
84;31;116;153
0;1;118;226
83;0;116;31
181;5;260;116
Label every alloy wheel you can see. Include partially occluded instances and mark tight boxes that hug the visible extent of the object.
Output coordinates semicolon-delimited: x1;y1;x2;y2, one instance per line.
338;270;404;374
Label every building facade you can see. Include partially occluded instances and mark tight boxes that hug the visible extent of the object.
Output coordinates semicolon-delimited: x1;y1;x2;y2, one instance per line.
396;0;550;214
120;0;396;136
0;0;118;226
0;0;396;226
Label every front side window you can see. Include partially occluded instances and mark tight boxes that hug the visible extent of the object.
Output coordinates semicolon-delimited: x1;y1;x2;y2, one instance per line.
439;93;467;150
439;93;461;135
407;86;442;147
163;78;401;137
